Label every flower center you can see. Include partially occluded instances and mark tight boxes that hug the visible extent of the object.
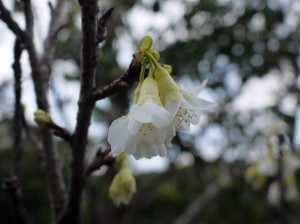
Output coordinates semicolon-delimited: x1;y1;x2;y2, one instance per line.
175;107;200;129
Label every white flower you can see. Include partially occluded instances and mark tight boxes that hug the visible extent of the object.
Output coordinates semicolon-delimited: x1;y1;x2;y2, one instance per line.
154;65;216;131
108;75;172;159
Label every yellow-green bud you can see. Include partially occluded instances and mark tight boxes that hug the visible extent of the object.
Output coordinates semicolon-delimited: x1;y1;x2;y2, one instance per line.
138;36;153;51
34;110;51;127
109;165;137;206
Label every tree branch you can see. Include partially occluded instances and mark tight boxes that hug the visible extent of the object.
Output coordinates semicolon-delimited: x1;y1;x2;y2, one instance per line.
41;0;66;78
48;122;73;144
58;0;99;223
1;0;67;220
22;115;44;161
21;0;67;220
3;39;29;224
90;60;141;102
3;176;29;224
86;148;115;176
0;1;27;41
96;7;114;44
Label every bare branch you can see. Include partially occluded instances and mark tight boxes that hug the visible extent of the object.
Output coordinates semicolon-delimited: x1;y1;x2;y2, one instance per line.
22;0;34;36
3;176;30;224
13;39;24;176
59;0;99;223
48;122;73;144
21;0;67;219
1;0;67;220
41;0;66;74
0;1;26;41
86;148;115;176
22;115;44;161
3;39;29;224
91;61;141;102
96;7;114;44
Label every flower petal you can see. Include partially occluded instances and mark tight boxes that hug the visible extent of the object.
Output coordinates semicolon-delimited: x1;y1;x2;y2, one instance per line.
158;144;167;157
130;100;171;128
128;117;142;135
181;93;216;112
192;79;208;95
108;116;130;156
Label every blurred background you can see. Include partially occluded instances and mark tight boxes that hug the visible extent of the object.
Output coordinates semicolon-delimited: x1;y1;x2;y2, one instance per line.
0;0;300;223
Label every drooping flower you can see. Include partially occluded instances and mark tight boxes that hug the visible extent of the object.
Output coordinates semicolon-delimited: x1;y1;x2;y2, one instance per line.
145;52;216;131
109;153;136;206
108;74;172;159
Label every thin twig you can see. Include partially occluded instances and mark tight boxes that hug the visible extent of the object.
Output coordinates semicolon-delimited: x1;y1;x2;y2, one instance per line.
3;39;29;224
48;122;73;144
96;7;114;44
90;60;141;102
13;40;24;176
22;115;44;161
41;0;66;78
86;148;115;176
0;1;27;41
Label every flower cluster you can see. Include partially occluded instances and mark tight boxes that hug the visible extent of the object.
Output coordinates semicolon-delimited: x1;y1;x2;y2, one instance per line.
108;36;216;160
246;137;300;206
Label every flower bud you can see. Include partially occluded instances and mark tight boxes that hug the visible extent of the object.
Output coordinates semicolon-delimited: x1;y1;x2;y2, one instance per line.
138;36;153;51
109;164;137;206
34;110;51;127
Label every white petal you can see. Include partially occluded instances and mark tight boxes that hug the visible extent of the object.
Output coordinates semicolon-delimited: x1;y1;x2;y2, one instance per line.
149;145;159;157
165;98;181;118
128;117;142;135
125;137;137;155
158;144;167;157
181;93;216;112
133;149;143;160
136;124;166;146
192;79;208;95
108;116;130;156
130;100;171;128
175;118;190;130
